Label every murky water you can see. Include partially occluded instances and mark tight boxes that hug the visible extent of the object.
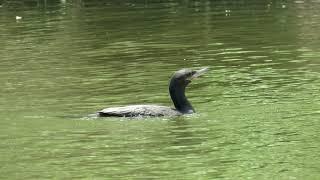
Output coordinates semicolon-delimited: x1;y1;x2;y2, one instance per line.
1;0;319;179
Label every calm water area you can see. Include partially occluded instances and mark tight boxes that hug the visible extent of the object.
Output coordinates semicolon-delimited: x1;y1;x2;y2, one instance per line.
0;0;319;179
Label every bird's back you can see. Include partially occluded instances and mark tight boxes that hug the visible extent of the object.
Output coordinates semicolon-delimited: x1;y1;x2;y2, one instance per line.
98;105;181;117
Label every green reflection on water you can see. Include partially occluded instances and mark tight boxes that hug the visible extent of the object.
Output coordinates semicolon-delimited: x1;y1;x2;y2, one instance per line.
0;0;319;179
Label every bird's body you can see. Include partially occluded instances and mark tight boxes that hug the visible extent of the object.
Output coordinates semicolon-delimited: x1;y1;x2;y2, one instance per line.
99;105;181;117
98;67;208;118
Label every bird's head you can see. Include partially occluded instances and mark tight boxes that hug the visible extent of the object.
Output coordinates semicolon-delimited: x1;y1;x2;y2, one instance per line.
170;67;209;86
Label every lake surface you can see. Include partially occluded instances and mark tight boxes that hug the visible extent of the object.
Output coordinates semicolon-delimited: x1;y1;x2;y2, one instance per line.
0;0;319;179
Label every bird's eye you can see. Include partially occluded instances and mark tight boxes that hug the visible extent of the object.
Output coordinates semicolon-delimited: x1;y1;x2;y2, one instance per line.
189;72;195;77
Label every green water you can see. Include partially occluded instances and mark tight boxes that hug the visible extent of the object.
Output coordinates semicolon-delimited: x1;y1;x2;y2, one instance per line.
1;0;320;179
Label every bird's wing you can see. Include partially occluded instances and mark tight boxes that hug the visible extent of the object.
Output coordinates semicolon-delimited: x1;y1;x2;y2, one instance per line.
98;105;181;117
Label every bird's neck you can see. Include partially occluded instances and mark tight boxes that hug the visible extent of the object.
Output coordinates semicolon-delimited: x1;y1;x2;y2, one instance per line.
169;81;194;114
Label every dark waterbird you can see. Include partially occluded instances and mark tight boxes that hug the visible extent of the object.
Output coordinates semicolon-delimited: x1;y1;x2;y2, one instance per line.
98;67;209;117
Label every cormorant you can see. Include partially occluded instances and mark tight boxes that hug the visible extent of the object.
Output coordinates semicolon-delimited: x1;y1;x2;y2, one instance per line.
98;67;209;117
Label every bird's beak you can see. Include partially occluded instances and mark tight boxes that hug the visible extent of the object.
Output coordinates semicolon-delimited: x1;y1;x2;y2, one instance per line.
190;67;209;80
